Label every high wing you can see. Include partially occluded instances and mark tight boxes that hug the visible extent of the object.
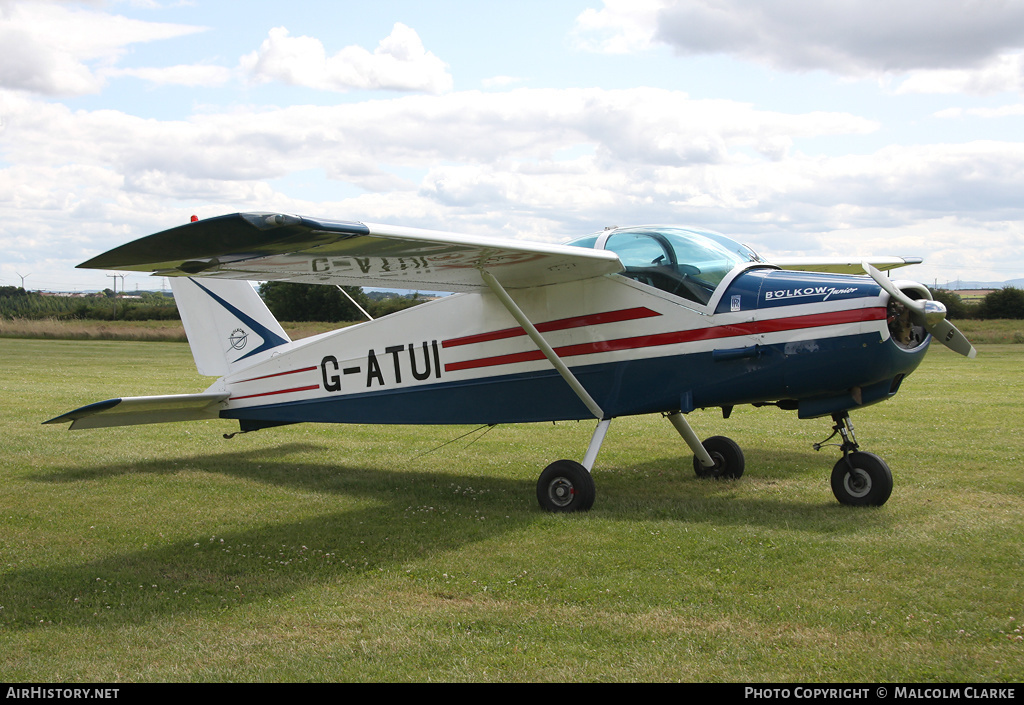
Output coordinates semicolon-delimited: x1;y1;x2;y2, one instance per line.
79;213;623;291
770;256;923;274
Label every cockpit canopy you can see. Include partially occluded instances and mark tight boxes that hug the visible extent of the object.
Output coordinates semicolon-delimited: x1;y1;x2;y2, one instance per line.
565;226;765;305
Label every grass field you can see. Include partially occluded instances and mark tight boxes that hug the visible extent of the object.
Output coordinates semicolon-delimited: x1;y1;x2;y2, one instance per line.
1;338;1021;682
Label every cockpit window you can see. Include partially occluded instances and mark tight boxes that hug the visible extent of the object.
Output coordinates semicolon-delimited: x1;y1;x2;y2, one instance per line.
564;226;760;305
611;228;753;304
563;233;600;250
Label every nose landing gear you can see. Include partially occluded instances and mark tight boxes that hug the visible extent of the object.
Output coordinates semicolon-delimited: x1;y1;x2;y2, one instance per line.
816;412;893;506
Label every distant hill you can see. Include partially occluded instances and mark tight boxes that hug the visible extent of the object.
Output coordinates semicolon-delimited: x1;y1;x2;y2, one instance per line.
934;279;1024;290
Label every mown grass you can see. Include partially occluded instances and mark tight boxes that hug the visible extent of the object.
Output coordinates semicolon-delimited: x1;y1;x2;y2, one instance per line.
954;319;1024;344
0;338;1021;682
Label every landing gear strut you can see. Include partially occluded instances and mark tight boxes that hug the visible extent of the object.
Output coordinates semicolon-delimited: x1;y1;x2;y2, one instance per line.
816;412;893;506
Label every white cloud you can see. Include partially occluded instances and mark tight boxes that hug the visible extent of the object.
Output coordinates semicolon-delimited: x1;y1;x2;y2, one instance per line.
482;75;525;89
1;1;1022;290
575;1;1024;78
3;87;874;191
4;80;1024;285
9;85;1017;232
896;53;1024;95
239;23;453;94
104;64;234;88
571;0;666;54
936;104;1024;119
0;1;206;95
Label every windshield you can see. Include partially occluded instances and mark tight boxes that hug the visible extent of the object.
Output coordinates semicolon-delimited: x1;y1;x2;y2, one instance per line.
566;226;757;305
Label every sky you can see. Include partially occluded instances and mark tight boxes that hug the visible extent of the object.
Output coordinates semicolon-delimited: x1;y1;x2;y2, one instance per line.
3;0;1024;293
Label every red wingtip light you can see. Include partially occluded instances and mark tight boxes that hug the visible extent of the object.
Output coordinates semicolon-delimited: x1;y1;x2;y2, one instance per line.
190;214;199;222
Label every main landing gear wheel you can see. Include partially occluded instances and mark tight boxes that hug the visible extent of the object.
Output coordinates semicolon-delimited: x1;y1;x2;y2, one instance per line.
537;459;596;513
692;436;745;479
830;452;893;507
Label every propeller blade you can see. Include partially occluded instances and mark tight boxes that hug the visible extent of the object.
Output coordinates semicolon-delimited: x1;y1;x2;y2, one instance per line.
863;262;917;309
928;318;978;359
862;262;977;358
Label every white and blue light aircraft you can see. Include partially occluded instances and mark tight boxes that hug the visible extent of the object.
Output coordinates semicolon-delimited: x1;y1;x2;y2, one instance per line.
47;213;976;511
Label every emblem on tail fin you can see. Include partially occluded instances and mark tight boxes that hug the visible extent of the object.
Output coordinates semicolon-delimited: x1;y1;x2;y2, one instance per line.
228;328;248;351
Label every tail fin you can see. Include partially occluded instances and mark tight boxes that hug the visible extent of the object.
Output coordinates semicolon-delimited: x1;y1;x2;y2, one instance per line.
171;277;291;376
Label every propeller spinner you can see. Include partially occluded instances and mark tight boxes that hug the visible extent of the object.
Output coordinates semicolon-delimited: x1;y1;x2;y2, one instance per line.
863;262;977;359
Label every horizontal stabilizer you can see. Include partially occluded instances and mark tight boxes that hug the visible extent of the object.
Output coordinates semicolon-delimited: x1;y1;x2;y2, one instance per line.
44;393;229;430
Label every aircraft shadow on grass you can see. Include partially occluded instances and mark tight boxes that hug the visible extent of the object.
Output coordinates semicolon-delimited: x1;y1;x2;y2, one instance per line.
5;442;891;631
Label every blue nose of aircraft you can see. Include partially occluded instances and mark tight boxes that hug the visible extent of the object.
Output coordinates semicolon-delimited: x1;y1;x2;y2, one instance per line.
715;268;931;418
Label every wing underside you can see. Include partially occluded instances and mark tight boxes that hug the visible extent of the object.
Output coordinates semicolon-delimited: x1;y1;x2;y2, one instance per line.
79;213;623;291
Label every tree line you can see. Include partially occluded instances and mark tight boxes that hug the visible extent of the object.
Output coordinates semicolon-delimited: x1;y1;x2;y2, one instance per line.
931;287;1024;320
0;286;179;320
256;282;426;321
0;282;427;322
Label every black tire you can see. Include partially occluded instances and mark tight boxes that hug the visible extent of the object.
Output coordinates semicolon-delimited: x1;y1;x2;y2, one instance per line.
536;459;596;513
692;436;745;479
830;452;893;506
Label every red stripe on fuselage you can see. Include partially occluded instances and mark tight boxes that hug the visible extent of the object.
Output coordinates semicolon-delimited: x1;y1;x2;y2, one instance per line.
235;366;318;384
230;384;321;401
442;307;661;348
444;307;886;372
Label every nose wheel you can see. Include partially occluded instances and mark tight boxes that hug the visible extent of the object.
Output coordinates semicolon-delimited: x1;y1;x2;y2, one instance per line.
831;452;893;506
817;412;893;506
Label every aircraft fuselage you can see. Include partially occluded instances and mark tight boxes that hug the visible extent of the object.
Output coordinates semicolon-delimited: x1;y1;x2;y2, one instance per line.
213;266;927;429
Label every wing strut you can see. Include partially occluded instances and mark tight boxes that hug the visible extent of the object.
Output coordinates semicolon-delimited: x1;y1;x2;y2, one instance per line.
479;269;605;421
